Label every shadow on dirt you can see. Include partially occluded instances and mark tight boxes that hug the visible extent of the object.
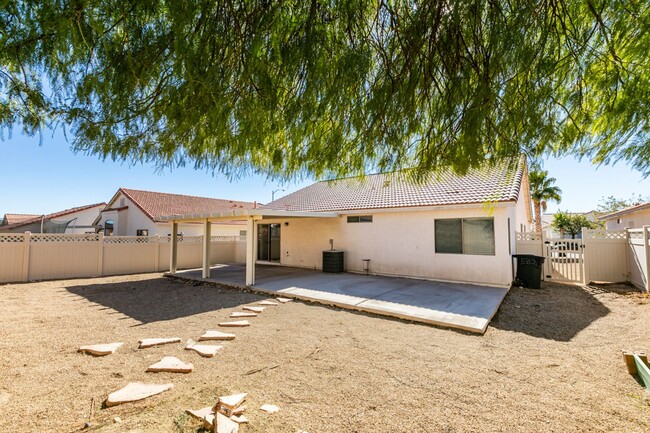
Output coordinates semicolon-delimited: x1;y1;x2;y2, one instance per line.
64;277;264;324
491;281;611;341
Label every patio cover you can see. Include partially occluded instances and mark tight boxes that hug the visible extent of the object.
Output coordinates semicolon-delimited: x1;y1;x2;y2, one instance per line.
160;209;339;285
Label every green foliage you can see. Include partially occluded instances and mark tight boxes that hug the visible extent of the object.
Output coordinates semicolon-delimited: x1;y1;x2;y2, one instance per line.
529;170;562;211
597;194;649;214
2;1;650;179
552;210;598;238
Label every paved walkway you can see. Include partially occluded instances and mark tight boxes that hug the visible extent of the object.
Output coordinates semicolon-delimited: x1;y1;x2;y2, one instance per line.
170;264;509;333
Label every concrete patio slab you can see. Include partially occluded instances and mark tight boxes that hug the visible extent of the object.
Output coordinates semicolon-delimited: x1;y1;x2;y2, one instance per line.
171;264;509;333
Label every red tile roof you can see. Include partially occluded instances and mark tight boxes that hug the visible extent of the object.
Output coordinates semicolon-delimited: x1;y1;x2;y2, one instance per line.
2;213;40;225
0;203;106;230
263;157;527;212
115;188;257;222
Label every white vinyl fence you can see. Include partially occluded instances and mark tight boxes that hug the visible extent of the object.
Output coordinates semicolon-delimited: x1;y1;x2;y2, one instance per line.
0;233;246;284
515;227;650;291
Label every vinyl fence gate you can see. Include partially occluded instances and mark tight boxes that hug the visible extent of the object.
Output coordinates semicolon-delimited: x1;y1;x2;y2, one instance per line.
543;238;584;283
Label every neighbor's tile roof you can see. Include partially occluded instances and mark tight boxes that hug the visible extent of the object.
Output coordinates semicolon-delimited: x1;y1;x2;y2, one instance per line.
598;201;650;221
2;213;40;225
1;203;106;230
118;188;257;222
264;157;526;212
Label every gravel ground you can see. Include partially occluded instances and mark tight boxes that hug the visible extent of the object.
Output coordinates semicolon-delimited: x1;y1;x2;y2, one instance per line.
1;274;649;433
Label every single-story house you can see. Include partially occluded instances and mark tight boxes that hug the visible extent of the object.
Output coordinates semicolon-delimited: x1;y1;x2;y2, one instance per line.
94;188;258;237
0;203;106;234
163;156;532;288
600;201;650;230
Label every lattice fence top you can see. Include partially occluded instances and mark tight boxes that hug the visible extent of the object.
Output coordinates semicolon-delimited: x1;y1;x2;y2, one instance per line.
516;232;542;241
104;236;156;244
210;235;245;242
30;234;99;243
0;234;25;243
178;235;203;243
584;229;627;240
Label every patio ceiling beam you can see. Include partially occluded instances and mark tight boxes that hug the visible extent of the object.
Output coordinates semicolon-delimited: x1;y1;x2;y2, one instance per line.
159;209;339;223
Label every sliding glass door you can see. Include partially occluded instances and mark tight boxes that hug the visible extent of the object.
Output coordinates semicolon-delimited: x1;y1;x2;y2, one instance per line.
257;223;281;262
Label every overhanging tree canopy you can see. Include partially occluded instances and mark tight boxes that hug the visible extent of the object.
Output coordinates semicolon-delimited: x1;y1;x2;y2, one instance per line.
1;1;649;179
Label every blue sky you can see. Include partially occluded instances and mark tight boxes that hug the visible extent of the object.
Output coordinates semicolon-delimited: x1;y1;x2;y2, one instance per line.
1;128;648;216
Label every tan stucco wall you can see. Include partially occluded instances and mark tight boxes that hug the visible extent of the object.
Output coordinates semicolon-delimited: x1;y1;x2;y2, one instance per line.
259;204;517;287
605;208;650;230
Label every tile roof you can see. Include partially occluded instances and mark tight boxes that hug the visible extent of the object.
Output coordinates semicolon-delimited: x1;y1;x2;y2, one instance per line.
116;188;258;222
2;213;40;225
598;201;650;220
263;157;526;212
0;203;106;230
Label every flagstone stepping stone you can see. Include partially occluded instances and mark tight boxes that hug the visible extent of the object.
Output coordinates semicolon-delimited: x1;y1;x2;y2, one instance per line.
105;382;173;407
276;297;293;303
231;415;249;424
230;311;257;318
218;320;250;327
216;412;240;433
199;330;236;341
185;343;223;358
146;356;193;373
259;300;278;306
219;393;247;409
242;306;265;313
186;407;215;429
138;337;181;349
78;342;123;356
260;404;280;413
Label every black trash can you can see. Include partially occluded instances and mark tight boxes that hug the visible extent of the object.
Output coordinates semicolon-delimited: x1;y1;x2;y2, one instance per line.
513;254;545;289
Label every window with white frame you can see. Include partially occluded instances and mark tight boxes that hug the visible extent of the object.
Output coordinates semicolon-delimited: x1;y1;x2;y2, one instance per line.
435;218;495;255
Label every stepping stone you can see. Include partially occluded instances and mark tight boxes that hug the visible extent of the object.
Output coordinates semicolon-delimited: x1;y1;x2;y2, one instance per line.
230;311;257;318
146;356;193;373
185;343;223;358
216;412;239;433
78;342;123;356
186;407;215;429
231;415;249;424
218;320;250;327
138;338;181;349
259;300;278;306
276;297;293;303
260;404;280;413
199;330;236;341
232;405;246;416
105;382;173;407
243;306;265;313
219;393;247;409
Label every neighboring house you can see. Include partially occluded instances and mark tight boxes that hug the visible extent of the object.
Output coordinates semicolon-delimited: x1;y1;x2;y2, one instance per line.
94;188;258;237
542;210;600;239
599;201;650;230
0;203;106;234
1;214;40;226
166;156;532;288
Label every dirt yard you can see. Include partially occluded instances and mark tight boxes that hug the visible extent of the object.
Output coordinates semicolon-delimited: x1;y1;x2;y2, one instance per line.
1;274;649;433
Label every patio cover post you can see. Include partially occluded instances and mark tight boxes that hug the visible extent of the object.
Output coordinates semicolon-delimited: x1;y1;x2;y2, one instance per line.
170;221;178;273
202;219;211;278
245;217;256;285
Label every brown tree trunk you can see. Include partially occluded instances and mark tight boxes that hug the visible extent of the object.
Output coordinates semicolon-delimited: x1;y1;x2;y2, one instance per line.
534;201;542;233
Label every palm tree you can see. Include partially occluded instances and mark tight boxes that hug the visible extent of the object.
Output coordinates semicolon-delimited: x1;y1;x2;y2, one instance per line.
529;170;562;233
